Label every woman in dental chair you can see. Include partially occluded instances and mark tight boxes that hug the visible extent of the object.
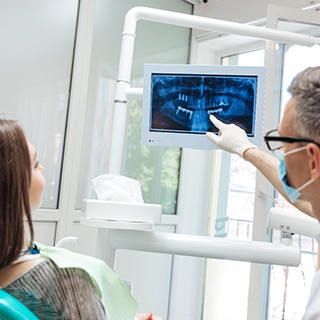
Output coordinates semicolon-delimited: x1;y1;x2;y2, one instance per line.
0;119;160;320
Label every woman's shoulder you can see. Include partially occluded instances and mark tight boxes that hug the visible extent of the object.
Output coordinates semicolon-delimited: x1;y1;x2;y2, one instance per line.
4;258;94;290
0;256;46;288
4;259;106;319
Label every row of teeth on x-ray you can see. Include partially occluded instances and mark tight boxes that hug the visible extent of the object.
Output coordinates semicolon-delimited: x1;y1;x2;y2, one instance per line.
176;93;227;120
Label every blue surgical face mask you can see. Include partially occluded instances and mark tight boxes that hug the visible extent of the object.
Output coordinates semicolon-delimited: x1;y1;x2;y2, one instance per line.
277;146;315;203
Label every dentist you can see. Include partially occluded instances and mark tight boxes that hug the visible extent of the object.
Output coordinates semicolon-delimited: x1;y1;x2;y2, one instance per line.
206;66;320;319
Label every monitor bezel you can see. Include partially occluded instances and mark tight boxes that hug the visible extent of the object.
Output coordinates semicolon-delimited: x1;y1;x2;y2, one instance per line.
142;64;266;150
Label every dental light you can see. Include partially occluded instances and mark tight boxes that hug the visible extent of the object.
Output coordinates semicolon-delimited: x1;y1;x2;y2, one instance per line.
268;207;320;240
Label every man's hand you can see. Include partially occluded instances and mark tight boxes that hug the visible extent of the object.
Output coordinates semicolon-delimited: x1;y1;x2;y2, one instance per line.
206;115;258;158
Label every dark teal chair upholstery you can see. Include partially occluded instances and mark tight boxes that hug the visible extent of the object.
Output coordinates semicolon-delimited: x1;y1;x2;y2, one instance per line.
0;290;39;320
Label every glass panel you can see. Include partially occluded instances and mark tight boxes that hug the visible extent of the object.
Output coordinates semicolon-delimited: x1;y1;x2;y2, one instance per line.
223;50;265;239
123;89;181;213
0;0;79;209
203;49;265;320
267;43;320;320
77;0;192;213
280;45;320;117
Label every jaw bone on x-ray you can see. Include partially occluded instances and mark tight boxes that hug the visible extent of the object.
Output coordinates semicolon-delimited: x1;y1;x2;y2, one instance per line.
150;74;257;134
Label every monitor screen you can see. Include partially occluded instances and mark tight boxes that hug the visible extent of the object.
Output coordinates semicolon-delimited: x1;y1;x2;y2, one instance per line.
142;64;266;149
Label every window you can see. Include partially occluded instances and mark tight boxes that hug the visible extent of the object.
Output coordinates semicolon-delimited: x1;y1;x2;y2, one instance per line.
267;43;320;320
203;49;265;320
123;91;181;214
76;0;192;214
0;0;79;209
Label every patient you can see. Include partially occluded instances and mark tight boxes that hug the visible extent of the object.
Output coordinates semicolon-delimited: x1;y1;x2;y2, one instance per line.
0;119;160;320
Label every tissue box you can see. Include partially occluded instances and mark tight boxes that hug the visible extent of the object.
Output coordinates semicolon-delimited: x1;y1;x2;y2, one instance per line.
82;199;162;224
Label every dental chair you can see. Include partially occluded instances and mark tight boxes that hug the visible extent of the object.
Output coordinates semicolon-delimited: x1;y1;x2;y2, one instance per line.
0;289;39;320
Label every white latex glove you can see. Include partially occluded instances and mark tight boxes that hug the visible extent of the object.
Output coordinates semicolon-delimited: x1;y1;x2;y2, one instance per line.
206;115;258;158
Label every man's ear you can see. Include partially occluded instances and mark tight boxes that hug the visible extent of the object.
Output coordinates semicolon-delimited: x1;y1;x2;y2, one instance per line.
306;143;320;179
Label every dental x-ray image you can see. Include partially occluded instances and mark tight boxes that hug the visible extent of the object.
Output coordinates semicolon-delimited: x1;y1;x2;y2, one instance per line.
142;64;266;150
150;73;257;135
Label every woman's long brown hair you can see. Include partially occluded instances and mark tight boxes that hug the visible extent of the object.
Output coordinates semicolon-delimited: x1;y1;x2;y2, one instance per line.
0;120;34;268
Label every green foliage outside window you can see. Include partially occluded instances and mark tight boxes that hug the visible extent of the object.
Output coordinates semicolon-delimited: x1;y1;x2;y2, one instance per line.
123;99;181;214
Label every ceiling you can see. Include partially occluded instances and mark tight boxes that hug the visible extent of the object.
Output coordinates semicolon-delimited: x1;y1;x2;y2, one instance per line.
194;0;320;22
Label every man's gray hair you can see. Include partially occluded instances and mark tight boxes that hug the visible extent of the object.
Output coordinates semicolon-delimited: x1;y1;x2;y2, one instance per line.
288;66;320;143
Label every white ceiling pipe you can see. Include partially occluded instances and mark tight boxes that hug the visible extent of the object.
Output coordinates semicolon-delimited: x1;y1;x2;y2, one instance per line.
108;229;300;266
124;6;320;47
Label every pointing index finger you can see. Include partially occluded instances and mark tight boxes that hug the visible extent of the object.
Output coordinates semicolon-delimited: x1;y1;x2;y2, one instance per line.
209;115;226;130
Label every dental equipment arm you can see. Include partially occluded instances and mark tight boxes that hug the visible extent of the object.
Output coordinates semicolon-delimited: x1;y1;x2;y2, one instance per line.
109;6;320;175
98;228;300;267
268;207;320;239
206;115;314;218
